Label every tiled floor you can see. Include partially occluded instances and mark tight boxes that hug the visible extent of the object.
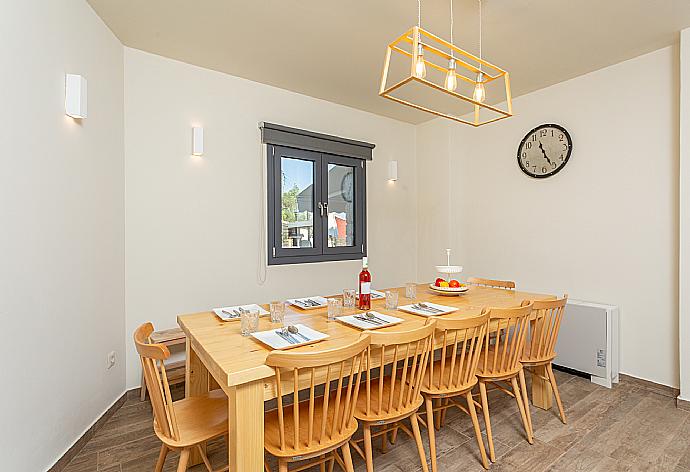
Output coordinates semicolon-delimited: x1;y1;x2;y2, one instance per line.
62;370;690;472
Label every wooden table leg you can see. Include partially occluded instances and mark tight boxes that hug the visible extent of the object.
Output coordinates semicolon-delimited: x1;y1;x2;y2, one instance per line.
531;365;553;410
228;380;265;472
186;339;209;466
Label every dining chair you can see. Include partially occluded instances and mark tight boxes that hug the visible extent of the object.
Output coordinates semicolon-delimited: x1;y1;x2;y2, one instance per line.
475;303;534;462
263;335;371;472
521;295;569;428
467;277;516;290
350;321;436;472
421;313;490;471
134;323;229;472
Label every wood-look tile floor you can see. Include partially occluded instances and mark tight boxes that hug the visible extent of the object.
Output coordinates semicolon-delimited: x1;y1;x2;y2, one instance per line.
63;370;690;472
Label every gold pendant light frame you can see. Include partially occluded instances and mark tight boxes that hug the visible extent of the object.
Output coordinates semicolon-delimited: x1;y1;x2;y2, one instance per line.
379;25;513;126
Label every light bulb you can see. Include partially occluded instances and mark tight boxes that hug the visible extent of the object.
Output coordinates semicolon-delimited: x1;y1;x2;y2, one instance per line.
473;72;486;103
444;59;458;92
412;44;427;79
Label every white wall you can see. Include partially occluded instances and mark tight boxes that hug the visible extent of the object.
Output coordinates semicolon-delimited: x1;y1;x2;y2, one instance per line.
124;48;418;387
417;47;680;388
679;28;690;401
0;1;125;470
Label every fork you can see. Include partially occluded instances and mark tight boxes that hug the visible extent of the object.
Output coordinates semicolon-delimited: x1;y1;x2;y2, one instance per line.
418;302;444;313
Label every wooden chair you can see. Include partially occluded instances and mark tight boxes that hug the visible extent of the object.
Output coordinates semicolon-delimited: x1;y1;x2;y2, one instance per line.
475;303;533;462
140;327;186;401
422;310;489;472
351;321;437;472
134;323;229;472
467;277;516;290
521;295;569;428
264;335;371;472
421;313;490;471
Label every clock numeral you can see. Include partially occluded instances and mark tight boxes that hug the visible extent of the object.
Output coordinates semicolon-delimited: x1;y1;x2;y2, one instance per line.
526;142;532;150
551;162;556;169
531;134;537;141
540;129;547;137
562;144;568;151
532;166;537;173
559;134;564;142
551;130;555;137
521;152;527;159
560;154;564;161
525;160;530;167
542;166;547;173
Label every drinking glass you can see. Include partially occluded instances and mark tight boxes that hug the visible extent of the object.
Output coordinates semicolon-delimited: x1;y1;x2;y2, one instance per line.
327;298;343;321
343;289;356;309
240;309;259;336
385;290;399;310
405;283;417;300
269;301;285;325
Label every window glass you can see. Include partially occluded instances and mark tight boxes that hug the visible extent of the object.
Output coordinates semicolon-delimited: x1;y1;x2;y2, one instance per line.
281;157;314;249
327;164;355;247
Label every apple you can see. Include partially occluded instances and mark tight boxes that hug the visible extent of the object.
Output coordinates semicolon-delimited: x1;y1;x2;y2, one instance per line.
449;280;460;288
434;278;445;287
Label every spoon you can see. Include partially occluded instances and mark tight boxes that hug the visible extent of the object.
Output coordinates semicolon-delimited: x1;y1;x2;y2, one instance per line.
287;325;309;342
365;312;386;323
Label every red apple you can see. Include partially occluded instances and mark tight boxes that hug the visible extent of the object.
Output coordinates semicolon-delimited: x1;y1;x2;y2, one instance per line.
449;279;460;288
435;277;445;287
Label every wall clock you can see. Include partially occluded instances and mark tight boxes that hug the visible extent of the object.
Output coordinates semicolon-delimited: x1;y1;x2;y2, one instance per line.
517;124;573;178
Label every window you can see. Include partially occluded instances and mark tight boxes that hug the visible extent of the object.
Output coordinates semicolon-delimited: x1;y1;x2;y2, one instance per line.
267;145;367;265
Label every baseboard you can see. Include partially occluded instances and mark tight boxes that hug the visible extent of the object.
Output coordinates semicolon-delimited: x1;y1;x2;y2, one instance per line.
47;389;131;472
618;373;680;400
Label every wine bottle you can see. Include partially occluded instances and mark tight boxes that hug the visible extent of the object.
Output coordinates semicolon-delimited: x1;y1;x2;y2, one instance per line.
358;257;371;310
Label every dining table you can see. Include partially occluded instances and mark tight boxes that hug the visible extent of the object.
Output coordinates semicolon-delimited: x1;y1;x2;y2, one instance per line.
177;283;556;471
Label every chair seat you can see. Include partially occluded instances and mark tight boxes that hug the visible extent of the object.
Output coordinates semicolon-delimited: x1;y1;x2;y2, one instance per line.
420;360;477;396
521;344;556;366
154;389;228;448
353;377;424;423
264;389;359;459
475;352;522;380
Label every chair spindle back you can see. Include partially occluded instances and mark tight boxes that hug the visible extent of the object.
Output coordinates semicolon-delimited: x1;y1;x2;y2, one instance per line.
265;336;370;452
524;295;568;363
481;304;533;376
364;321;436;417
133;323;179;442
428;313;489;393
467;277;516;290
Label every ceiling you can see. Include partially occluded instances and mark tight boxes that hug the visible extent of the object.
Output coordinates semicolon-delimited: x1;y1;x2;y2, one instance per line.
87;0;690;124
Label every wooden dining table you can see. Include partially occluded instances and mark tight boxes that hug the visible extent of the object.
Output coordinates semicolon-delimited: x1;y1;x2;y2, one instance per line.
178;283;556;471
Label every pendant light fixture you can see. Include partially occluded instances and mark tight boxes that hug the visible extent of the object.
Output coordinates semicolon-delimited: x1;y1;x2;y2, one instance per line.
472;0;486;103
379;0;513;127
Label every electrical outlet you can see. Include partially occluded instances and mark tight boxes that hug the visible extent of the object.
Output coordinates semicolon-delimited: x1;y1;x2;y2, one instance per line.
107;351;116;369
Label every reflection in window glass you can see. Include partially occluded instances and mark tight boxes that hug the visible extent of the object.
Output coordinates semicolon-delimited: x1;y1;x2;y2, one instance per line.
327;164;355;247
281;157;314;248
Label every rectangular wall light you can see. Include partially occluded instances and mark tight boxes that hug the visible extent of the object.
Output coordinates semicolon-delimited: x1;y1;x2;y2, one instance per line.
65;74;87;119
388;160;398;181
192;127;204;156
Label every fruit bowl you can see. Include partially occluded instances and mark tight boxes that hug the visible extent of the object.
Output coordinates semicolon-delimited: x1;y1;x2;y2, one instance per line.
429;283;469;296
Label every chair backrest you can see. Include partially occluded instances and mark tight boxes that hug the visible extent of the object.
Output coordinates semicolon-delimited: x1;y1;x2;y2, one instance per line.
265;335;370;451
524;295;568;362
467;277;516;290
427;313;489;393
133;323;179;441
481;303;533;376
363;321;436;417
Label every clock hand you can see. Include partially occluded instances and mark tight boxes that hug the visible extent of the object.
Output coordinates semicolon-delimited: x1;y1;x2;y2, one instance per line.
539;142;552;165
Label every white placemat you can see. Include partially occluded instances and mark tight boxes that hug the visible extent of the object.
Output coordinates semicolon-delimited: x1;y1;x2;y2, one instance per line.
336;311;403;330
251;324;329;350
398;302;458;317
212;304;269;321
287;296;329;310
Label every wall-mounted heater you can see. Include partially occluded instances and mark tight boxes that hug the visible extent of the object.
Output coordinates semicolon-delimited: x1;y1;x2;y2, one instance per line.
554;299;619;388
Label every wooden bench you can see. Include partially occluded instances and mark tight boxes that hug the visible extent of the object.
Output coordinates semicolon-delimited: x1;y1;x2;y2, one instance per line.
140;327;186;401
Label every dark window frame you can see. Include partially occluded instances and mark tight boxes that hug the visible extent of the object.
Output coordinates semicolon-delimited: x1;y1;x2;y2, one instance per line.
266;144;368;265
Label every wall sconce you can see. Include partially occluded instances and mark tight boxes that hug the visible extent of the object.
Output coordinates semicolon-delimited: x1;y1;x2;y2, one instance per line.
192;127;204;156
388;160;398;181
65;74;87;119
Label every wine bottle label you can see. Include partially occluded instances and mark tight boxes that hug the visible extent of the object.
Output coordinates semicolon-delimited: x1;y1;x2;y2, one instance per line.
360;282;371;295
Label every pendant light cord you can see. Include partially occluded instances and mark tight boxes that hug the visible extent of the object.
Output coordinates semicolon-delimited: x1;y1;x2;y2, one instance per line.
478;0;482;59
418;0;421;27
450;0;454;45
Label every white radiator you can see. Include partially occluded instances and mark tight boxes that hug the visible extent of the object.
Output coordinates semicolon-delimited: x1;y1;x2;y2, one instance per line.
553;299;619;388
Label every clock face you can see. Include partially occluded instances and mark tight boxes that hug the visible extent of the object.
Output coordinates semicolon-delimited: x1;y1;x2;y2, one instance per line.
517;124;572;178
